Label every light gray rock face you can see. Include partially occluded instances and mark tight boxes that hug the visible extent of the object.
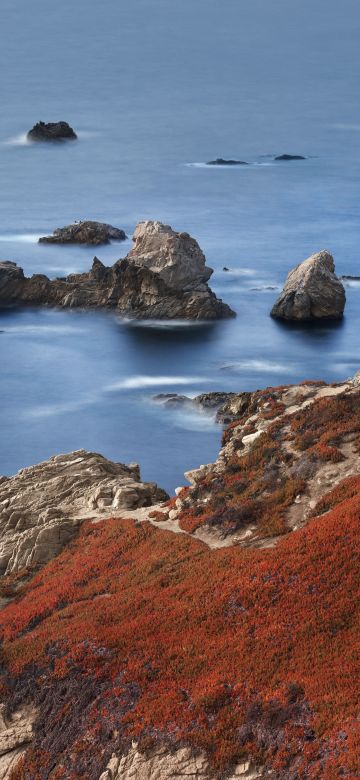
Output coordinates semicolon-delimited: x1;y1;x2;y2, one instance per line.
271;250;346;320
0;450;168;575
98;745;263;780
0;703;36;778
0;222;234;320
127;221;213;291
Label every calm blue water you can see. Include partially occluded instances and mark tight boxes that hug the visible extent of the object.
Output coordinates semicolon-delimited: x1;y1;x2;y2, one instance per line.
0;0;359;491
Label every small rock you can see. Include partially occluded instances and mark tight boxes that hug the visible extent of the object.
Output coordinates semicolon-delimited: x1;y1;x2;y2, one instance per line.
39;221;127;245
207;158;248;165
274;154;306;161
27;120;77;142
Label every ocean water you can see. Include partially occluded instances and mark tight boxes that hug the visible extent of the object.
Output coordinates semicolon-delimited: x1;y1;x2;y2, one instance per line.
0;0;359;492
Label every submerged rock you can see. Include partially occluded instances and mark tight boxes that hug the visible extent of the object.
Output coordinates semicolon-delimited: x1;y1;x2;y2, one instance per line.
0;221;235;320
39;220;127;245
207;158;248;165
0;450;168;575
27;120;77;142
271;250;346;321
274;154;306;160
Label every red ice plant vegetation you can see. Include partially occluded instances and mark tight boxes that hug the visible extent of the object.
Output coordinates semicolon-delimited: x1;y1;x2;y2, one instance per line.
178;389;360;538
1;475;359;780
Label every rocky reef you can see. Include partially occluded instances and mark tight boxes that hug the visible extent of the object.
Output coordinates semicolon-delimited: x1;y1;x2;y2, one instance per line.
274;154;306;160
271;250;346;320
206;158;248;165
0;222;234;320
39;221;127;245
0;376;359;779
27;120;77;142
0;450;167;576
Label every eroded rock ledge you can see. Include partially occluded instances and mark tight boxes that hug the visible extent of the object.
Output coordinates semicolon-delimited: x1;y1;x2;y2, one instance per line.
99;745;262;780
0;221;234;320
0;450;167;576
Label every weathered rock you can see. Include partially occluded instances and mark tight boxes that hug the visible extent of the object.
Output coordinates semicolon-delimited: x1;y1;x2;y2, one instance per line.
271;250;346;320
98;745;263;780
153;393;194;409
0;222;235;320
27;120;77;142
0;262;24;299
207;158;248;165
39;221;126;245
126;221;213;291
274;154;306;160
0;450;168;575
0;704;36;778
154;391;252;424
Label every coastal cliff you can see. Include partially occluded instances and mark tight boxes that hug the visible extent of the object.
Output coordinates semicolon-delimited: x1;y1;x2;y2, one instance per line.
0;376;359;779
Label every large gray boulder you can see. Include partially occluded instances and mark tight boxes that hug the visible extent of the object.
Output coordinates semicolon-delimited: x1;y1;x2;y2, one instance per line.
271;251;346;321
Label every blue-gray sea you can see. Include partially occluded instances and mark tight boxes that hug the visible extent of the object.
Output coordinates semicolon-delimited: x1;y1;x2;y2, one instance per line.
0;0;359;492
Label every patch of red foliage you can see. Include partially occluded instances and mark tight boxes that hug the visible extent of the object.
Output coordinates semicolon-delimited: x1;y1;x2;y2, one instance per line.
2;478;360;779
288;392;360;452
178;389;360;540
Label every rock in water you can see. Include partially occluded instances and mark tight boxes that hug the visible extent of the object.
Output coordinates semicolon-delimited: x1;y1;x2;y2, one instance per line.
207;158;248;165
126;221;212;291
27;120;77;142
39;221;127;245
271;250;346;320
0;450;168;575
0;221;235;319
274;154;306;160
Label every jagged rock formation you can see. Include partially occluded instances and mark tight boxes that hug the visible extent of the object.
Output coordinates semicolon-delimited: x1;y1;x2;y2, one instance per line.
0;222;234;319
99;746;262;780
39;221;126;245
271;250;346;320
0;450;168;575
27;121;77;142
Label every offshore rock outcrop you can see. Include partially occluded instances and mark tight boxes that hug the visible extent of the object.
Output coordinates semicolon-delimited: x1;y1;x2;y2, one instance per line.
0;222;234;319
206;158;248;165
27;120;77;142
274;154;306;160
39;221;127;245
271;250;346;320
0;450;168;575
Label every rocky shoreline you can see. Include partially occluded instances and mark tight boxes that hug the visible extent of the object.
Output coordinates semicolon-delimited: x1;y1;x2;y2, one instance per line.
0;373;359;778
